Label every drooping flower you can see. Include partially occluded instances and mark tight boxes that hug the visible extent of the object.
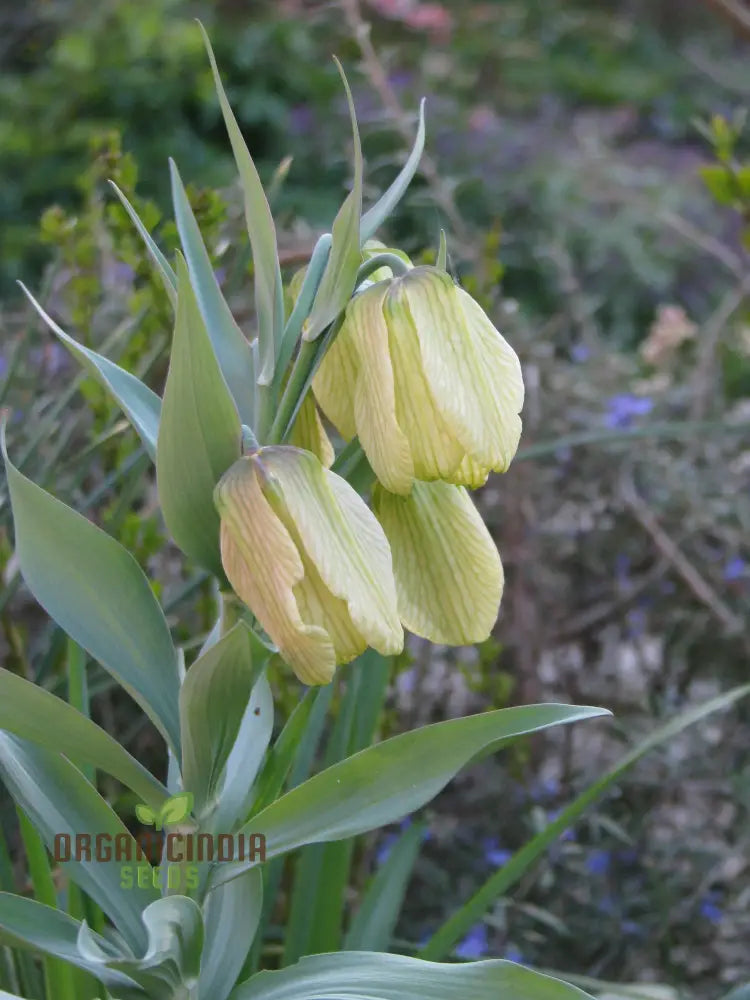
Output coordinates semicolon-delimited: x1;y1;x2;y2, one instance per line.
312;265;524;494
372;479;503;644
214;447;403;685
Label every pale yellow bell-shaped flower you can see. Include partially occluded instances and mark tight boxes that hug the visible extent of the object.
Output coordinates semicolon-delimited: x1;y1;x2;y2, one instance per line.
214;447;403;684
372;480;503;645
312;266;524;495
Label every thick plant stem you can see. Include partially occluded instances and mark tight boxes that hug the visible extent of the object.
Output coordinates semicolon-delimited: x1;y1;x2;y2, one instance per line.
267;338;319;445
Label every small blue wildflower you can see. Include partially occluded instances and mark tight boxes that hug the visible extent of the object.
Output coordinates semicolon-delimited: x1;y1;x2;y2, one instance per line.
585;849;611;876
398;667;416;693
0;354;7;378
626;607;647;638
605;394;653;429
571;343;590;363
455;923;488;960
482;838;512;867
723;557;746;582
699;893;723;924
375;833;398;866
621;919;643;937
399;817;413;831
503;946;526;965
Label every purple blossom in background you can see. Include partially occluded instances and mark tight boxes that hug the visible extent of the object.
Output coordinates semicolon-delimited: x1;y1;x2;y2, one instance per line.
503;946;526;965
621;919;644;937
289;104;314;136
570;343;590;363
455;923;488;959
585;849;611;876
604;393;653;429
531;777;560;801
723;557;746;582
626;606;647;638
699;892;723;924
213;267;227;288
375;833;398;866
482;837;512;867
112;261;135;286
0;353;7;378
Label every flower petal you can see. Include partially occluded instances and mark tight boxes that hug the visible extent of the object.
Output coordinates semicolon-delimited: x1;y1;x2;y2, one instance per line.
311;317;359;441
346;284;414;495
385;284;465;483
373;480;503;645
289;392;335;468
257;447;404;656
447;451;490;489
404;268;524;472
215;457;336;685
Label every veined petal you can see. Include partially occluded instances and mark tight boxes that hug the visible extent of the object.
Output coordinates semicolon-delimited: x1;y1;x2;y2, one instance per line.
373;480;503;645
257;447;403;656
289;392;335;468
214;457;336;685
347;284;414;495
447;451;491;489
311;318;359;441
404;268;524;473
385;283;465;482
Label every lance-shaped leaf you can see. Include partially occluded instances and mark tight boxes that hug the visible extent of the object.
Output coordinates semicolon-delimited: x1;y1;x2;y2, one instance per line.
230;951;592;1000
19;284;161;461
157;254;241;579
108;180;178;304
77;896;203;996
209;703;608;887
210;671;274;833
1;427;181;752
360;99;426;243
303;62;363;341
0;895;145;999
201;869;263;1000
0;669;167;811
170;158;256;424
180;622;269;814
0;735;157;954
199;22;283;384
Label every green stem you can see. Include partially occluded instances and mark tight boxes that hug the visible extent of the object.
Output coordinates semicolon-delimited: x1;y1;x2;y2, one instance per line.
267;338;319;444
357;252;412;281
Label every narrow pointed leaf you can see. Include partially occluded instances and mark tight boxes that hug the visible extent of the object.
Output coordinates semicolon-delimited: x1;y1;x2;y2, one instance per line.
180;622;268;813
344;821;424;951
20;284;161;460
0;895;144;998
157;253;241;578
199;22;283;383
360;99;426;242
201;869;262;1000
2;429;181;752
210;704;609;887
303;62;363;340
0;669;167;810
108;181;178;303
230;952;592;1000
0;735;157;954
170;158;256;423
211;671;274;832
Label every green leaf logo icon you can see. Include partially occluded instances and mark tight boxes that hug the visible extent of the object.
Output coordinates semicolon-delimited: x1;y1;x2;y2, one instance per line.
135;803;156;827
158;792;194;829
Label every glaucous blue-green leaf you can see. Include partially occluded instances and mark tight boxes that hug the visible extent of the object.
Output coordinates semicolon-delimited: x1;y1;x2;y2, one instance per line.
230;952;592;1000
180;622;268;814
210;704;608;887
0;735;157;954
170;158;256;424
210;670;274;833
1;428;181;752
360;99;426;243
78;896;203;996
344;821;424;951
0;895;145;999
199;22;283;384
19;283;161;461
156;253;241;579
0;669;167;811
108;180;178;304
201;869;262;1000
303;63;363;341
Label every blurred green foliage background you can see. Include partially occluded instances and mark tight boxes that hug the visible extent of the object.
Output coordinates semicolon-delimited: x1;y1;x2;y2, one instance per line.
1;0;750;996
